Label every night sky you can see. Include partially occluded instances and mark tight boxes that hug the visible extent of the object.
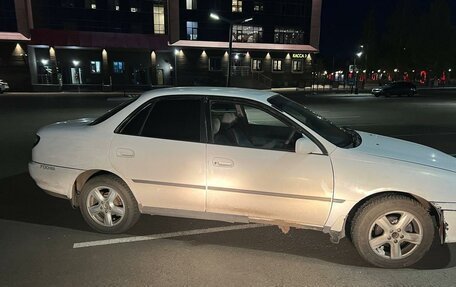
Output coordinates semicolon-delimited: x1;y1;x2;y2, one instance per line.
319;0;456;66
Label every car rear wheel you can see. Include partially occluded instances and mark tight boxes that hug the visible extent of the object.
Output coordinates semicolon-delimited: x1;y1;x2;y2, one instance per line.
351;194;434;268
80;175;140;233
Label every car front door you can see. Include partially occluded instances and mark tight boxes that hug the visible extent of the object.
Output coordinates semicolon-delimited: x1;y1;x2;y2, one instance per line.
110;96;207;212
206;99;334;227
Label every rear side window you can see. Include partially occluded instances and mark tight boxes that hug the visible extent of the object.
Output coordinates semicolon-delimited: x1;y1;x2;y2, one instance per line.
120;104;152;136
141;99;202;142
90;97;137;126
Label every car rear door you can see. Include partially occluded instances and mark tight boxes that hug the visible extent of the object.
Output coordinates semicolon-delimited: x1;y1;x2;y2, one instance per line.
206;98;334;227
110;96;207;212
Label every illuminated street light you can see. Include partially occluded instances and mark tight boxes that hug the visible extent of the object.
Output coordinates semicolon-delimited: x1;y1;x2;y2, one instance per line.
72;60;80;66
210;12;254;87
209;13;220;21
41;59;49;65
356;51;363;58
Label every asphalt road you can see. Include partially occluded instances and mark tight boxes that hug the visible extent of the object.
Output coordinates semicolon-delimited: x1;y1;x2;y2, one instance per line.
1;91;456;286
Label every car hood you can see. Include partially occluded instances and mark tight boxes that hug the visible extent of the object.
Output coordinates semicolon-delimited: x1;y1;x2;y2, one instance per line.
355;131;456;172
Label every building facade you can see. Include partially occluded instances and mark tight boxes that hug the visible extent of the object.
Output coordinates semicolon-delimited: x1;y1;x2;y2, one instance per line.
1;0;173;91
169;0;322;88
0;0;322;91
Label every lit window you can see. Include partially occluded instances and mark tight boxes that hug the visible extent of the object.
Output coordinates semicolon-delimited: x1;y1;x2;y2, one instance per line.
272;59;283;72
186;0;197;10
91;61;101;73
292;59;303;73
251;59;263;71
274;28;305;44
209;58;222;71
232;0;242;12
154;5;165;34
91;4;96;9
115;5;120;10
254;1;263;12
131;7;139;12
186;21;198;40
113;61;125;73
232;25;263;43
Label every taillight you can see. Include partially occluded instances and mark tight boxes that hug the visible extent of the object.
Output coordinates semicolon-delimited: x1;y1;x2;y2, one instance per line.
33;135;40;147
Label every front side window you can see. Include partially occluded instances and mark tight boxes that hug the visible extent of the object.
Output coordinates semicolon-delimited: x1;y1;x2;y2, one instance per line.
268;95;355;148
140;99;202;142
153;4;165;34
232;0;243;12
232;25;263;43
272;59;283;72
210;101;300;152
186;21;198;40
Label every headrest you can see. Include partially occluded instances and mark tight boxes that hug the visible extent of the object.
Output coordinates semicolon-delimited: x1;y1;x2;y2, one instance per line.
212;117;221;135
221;113;237;126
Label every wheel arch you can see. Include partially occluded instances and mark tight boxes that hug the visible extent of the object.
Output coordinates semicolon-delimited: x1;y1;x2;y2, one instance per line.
71;169;126;208
344;190;440;240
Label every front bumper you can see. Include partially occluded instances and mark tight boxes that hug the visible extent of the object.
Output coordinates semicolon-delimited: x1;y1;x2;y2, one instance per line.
432;202;456;243
28;161;82;199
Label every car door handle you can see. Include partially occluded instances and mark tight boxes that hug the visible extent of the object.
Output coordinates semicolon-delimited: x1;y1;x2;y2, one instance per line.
212;158;234;168
116;148;135;158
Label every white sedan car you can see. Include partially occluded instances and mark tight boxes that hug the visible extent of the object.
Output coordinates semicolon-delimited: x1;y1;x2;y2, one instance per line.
29;87;456;268
0;79;9;93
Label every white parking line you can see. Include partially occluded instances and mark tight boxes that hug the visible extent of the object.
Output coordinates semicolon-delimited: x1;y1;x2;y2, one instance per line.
73;224;267;249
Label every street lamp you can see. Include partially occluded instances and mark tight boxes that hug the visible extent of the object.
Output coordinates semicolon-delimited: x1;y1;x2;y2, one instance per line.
353;51;363;94
174;49;179;85
210;13;253;87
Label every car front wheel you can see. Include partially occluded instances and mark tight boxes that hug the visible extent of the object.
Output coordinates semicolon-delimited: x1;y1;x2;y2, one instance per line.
351;195;434;268
80;175;140;233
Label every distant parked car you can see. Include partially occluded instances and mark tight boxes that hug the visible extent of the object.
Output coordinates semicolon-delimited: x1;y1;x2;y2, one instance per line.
0;79;9;93
372;81;417;97
30;87;456;268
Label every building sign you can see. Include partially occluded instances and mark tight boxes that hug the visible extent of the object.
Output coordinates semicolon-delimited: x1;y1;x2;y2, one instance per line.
292;53;307;59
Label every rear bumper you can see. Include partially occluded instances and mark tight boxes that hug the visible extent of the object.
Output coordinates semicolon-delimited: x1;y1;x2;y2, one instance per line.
432;202;456;243
28;161;82;199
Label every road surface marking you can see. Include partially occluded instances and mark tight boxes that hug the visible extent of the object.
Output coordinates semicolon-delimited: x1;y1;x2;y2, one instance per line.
73;224;267;249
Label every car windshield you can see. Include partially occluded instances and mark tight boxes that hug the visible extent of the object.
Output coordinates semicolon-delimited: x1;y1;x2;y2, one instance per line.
268;94;356;148
90;97;137;126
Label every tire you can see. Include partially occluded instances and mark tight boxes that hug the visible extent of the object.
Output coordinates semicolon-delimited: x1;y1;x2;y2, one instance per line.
80;175;140;233
351;194;434;268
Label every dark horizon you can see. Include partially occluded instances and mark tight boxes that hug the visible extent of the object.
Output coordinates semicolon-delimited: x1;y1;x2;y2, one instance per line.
320;0;456;69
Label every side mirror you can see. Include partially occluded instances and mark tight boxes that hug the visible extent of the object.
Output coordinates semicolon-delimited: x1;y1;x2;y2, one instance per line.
295;136;318;155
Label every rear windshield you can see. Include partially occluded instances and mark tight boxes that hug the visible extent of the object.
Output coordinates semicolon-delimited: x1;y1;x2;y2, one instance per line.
90;98;137;126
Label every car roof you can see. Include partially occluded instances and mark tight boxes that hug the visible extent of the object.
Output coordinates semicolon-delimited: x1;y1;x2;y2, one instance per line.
139;87;279;103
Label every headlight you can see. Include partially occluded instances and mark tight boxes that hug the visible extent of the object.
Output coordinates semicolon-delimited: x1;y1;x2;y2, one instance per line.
33;135;40;147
